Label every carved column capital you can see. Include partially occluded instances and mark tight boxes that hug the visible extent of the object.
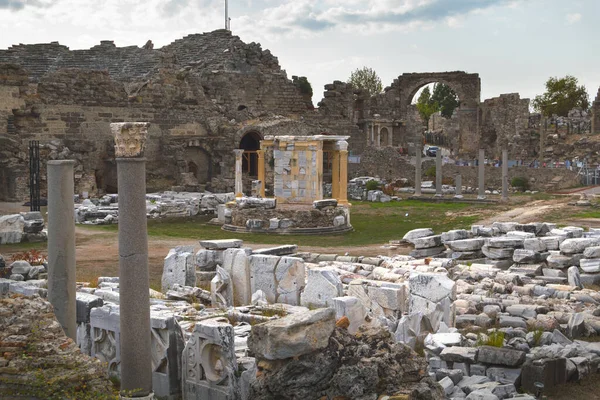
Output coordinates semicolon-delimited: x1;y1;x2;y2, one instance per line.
111;122;150;158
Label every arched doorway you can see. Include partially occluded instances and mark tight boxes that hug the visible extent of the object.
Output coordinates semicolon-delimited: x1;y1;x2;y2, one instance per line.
184;148;211;184
239;131;261;176
380;127;389;147
188;161;199;179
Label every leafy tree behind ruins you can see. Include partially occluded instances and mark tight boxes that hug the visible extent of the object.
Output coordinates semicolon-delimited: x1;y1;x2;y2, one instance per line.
533;75;590;117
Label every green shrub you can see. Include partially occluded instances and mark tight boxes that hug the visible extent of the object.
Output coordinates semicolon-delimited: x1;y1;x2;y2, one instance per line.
424;165;436;178
366;179;380;191
511;176;529;191
476;330;505;347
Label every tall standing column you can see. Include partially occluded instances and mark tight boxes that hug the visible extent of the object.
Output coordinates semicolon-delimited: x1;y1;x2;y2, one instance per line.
478;149;486;200
502;149;509;201
376;126;381;148
435;150;443;197
331;151;340;200
257;149;265;197
112;122;153;398
414;145;422;197
338;141;349;205
234;149;244;198
47;160;76;341
454;175;463;199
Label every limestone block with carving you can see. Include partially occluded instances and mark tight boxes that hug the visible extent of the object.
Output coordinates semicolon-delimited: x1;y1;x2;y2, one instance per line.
249;255;279;304
300;267;343;308
211;266;234;309
182;317;242;400
161;246;196;293
222;247;252;306
275;256;306;306
367;282;408;319
333;296;367;334
111;122;149;158
409;273;456;328
90;303;185;399
195;249;223;271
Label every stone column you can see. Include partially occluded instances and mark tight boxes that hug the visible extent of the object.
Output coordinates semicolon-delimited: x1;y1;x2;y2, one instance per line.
376;126;381;148
414;145;422;197
112;122;153;398
234;149;244;198
338;141;349;205
478;148;486;200
502;149;509;201
47;160;76;341
454;175;463;199
435;150;443;197
331;151;340;200
257;149;265;197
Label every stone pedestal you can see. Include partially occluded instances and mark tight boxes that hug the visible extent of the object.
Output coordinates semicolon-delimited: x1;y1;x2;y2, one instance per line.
234;149;244;198
454;175;463;199
435;151;443;197
414;146;422;196
502;149;509;201
477;149;486;200
113;122;153;398
47;160;77;340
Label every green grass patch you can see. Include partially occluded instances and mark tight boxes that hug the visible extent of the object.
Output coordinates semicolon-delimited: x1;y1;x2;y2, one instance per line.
571;210;600;219
81;200;485;247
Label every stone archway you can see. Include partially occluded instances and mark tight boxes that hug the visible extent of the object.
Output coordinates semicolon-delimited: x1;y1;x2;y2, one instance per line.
239;131;262;176
393;71;481;156
184;147;211;184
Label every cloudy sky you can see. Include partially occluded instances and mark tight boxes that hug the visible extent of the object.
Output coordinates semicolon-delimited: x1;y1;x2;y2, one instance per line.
0;0;597;105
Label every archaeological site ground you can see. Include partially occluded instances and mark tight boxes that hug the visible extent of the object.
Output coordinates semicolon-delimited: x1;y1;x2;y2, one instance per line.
2;20;600;400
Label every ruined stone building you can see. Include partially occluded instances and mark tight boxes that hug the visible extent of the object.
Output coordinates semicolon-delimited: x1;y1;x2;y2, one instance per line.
1;29;599;201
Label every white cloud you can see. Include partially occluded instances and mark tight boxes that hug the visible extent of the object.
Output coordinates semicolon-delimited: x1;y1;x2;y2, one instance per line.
566;13;582;24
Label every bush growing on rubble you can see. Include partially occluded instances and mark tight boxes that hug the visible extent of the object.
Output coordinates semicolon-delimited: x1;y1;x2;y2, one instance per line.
511;176;530;191
366;180;380;191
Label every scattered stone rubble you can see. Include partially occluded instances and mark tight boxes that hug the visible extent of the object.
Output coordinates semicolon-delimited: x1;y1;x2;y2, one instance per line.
74;191;234;224
5;221;600;398
0;211;46;244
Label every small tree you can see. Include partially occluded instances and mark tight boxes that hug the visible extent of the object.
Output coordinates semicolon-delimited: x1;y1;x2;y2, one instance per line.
430;83;459;118
532;75;590;117
348;67;383;97
416;86;438;124
292;76;313;97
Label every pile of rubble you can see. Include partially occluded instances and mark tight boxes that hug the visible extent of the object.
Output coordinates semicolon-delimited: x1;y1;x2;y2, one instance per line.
4;220;600;398
0;211;46;244
74;191;234;224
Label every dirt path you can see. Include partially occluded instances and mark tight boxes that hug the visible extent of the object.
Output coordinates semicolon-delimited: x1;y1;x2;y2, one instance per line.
475;198;572;225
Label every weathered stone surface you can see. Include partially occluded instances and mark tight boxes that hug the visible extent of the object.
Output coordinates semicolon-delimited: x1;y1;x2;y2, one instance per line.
580;258;600;273
250;326;439;400
584;246;600;258
440;347;478;363
236;197;277;209
161;246;196;292
481;245;514;259
560;238;600;254
252;245;298;256
512;249;543;263
0;295;115;398
568;266;583;289
441;229;471;243
412;235;443;249
410;245;447;258
487;237;523;248
477;346;526;367
313;199;338;209
333;296;367;334
9;260;32;275
403;228;435;243
199;239;243;249
447;238;485;252
301;267;343;308
0;214;25;244
485;367;521;385
523;238;547;252
567;312;586;338
248;308;335;360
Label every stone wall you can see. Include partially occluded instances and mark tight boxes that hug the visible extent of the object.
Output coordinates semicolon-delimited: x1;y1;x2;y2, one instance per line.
442;164;580;191
592;88;600;134
0;30;316;201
